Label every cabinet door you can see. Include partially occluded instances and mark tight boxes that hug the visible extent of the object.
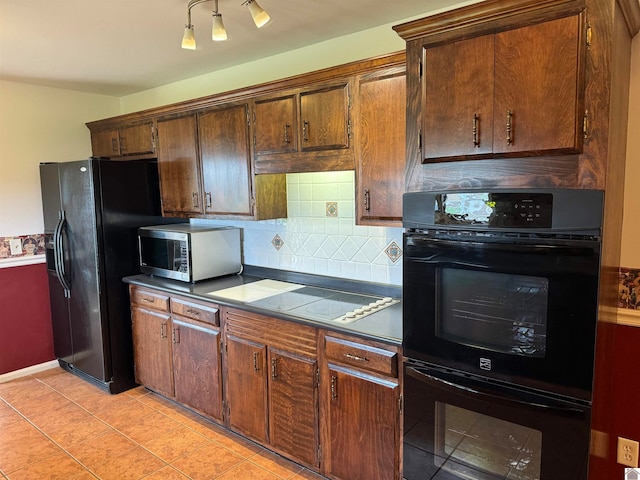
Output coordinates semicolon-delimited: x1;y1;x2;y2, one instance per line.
356;70;406;225
119;123;155;156
300;84;350;151
268;348;319;467
225;335;268;443
423;34;494;160
199;105;253;216
327;366;400;480
493;15;582;155
156;115;203;215
131;306;174;397
91;129;120;157
172;317;223;421
254;95;297;155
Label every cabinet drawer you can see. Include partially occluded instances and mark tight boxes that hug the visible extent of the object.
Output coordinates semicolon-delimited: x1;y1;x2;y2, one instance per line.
172;298;219;325
130;287;170;312
324;336;398;378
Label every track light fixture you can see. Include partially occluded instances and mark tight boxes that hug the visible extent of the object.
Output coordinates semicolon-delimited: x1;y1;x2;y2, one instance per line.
181;0;270;50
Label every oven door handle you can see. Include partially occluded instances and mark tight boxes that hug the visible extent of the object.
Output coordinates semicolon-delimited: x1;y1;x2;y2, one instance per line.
406;366;588;417
407;237;594;256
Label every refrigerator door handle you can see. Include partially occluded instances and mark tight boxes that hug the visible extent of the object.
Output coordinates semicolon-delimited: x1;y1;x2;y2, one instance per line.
55;210;72;298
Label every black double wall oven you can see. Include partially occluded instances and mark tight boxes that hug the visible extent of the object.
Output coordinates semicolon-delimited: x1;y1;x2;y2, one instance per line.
402;189;603;480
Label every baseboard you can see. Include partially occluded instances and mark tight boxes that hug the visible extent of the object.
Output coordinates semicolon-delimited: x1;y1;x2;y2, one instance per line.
0;360;59;383
618;308;640;327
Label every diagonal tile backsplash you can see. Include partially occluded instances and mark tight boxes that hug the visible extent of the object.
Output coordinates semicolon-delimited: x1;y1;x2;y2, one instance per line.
192;171;403;285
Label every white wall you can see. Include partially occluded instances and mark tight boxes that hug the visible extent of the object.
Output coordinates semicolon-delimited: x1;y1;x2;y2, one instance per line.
0;80;120;237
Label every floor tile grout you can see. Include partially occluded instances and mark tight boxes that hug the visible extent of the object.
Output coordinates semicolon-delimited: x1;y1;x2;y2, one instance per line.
0;368;319;480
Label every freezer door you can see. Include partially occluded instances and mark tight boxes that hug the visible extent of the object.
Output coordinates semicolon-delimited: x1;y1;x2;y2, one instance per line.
58;160;109;382
39;163;62;233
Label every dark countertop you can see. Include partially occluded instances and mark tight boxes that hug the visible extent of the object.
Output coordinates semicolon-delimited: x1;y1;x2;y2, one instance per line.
123;265;402;345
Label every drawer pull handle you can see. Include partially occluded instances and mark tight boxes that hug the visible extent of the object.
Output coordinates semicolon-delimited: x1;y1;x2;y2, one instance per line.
271;358;278;379
160;323;167;338
344;353;369;362
331;375;337;401
253;352;259;372
472;113;479;147
284;123;290;144
186;308;200;316
302;121;309;142
363;189;370;212
172;327;180;344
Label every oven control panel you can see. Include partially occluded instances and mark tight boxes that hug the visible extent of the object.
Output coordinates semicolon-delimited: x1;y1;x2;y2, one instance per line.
435;192;553;228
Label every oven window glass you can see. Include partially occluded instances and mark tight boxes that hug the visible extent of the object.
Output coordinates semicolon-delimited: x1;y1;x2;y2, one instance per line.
438;269;548;357
435;402;542;480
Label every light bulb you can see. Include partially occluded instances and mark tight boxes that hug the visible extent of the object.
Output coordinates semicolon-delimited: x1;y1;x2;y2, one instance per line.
247;0;270;28
212;14;227;41
181;25;196;50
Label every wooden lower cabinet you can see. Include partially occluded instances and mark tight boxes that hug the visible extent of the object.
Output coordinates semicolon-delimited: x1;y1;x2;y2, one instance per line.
223;308;320;468
131;305;174;398
130;288;402;479
172;316;223;421
225;335;269;443
320;331;402;480
130;286;223;421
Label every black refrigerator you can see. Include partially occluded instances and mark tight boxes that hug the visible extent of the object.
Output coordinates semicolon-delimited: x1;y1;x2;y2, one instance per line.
39;158;175;393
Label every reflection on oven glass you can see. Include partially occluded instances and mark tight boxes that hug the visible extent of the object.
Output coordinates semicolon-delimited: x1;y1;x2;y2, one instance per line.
435;402;542;480
439;269;548;357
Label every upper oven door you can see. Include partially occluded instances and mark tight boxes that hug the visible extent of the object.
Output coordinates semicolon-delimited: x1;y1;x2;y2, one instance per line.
402;231;600;402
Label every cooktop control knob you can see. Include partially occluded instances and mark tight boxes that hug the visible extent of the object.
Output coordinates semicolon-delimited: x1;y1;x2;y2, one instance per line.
375;299;387;306
368;302;379;309
354;308;365;316
362;304;372;312
345;311;357;319
382;297;393;304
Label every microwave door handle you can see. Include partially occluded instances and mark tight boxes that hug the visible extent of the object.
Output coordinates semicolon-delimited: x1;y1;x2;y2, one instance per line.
406;366;587;417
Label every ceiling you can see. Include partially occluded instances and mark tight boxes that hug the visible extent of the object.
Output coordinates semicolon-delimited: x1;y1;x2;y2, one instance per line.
0;0;472;97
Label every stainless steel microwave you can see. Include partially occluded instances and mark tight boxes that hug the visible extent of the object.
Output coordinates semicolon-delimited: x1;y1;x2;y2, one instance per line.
138;224;241;282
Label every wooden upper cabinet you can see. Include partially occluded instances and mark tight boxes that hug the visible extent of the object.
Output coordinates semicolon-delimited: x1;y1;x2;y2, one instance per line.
198;104;253;216
423;35;494;160
252;81;354;174
156;115;203;216
492;15;582;155
355;68;406;226
91;129;120;157
90;122;155;158
254;95;298;155
420;13;583;162
300;83;350;151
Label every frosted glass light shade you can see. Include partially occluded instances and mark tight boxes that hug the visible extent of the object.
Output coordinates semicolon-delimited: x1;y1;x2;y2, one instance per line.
212;14;227;41
182;25;196;49
247;0;270;28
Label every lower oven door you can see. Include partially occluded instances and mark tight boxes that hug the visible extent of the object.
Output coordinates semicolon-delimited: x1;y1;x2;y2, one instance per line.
403;232;600;401
403;362;591;480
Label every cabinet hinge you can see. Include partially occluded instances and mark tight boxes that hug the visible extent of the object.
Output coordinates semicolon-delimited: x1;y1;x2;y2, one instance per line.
347;118;352;139
246;109;251;126
318;444;322;464
316;367;320;387
399;393;403;414
151;124;156;150
586;20;592;51
583;109;589;139
419;59;423;78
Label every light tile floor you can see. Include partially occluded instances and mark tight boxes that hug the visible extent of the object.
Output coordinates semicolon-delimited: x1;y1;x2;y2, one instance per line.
0;367;325;480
